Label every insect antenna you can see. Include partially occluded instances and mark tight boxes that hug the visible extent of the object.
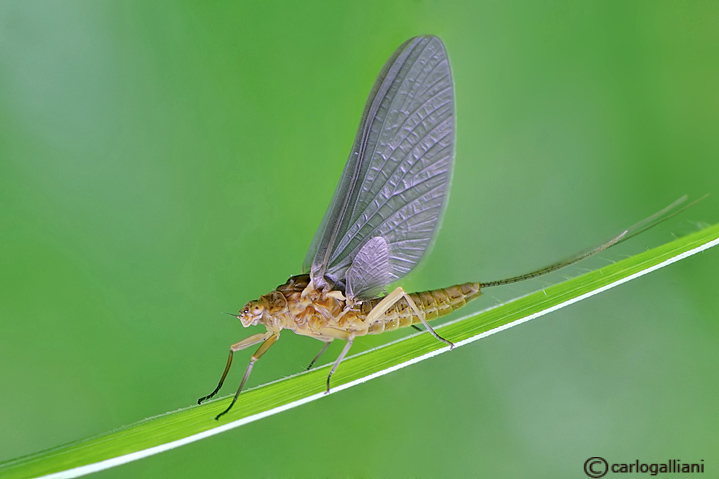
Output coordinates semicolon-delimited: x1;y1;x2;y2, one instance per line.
480;195;705;289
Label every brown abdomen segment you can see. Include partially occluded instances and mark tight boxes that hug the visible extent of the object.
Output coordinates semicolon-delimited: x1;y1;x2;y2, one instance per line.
366;282;481;335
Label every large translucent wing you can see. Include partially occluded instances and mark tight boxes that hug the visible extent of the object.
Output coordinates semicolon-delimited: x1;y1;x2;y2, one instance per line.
302;36;455;298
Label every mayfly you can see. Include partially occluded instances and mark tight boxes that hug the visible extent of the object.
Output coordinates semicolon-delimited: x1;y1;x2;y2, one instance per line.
199;36;694;420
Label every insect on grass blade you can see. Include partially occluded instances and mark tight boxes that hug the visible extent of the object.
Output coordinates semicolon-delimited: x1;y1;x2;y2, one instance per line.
198;36;699;420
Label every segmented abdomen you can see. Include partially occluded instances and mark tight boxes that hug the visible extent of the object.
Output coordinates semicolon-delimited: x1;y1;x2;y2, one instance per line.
365;282;481;335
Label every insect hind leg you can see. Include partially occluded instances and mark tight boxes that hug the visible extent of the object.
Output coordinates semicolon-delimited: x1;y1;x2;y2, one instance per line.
366;287;454;349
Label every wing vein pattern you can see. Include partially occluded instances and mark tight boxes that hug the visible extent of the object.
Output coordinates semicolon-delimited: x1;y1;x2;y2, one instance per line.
303;36;455;299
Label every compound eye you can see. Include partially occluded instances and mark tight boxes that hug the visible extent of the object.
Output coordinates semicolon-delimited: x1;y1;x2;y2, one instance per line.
251;305;263;316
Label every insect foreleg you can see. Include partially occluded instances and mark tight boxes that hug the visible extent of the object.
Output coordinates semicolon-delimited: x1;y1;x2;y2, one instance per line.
366;287;454;349
325;335;354;394
214;332;279;420
198;332;272;405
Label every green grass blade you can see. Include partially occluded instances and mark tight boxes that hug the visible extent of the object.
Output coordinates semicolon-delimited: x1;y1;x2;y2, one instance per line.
3;223;718;479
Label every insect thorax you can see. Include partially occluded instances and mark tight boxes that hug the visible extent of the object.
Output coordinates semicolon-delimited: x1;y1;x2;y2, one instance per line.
256;275;365;341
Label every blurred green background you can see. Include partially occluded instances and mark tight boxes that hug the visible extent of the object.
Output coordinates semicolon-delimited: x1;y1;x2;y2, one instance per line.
1;1;718;477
